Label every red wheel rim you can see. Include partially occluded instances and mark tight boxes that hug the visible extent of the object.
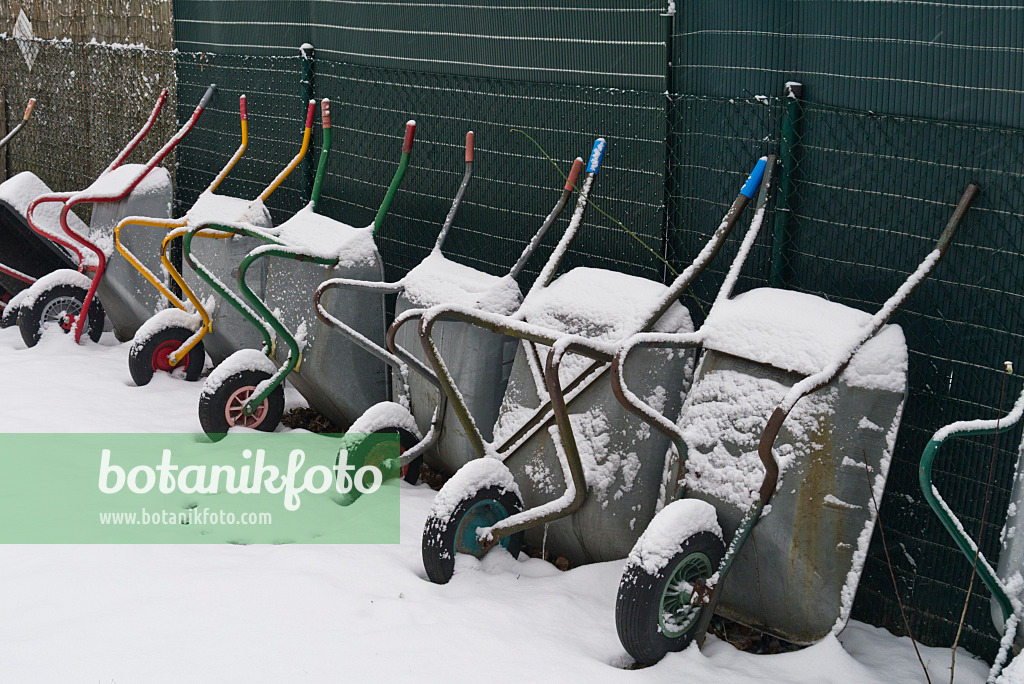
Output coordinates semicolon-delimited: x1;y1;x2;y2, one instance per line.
152;340;188;372
224;385;269;428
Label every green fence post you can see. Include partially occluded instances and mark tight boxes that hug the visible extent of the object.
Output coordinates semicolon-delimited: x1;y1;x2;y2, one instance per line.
770;81;802;289
300;43;315;204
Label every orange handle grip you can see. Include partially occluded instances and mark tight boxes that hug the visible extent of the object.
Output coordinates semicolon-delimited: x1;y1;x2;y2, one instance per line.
23;98;36;121
304;100;315;129
321;99;331;129
465;131;475;163
565;157;583;192
403;120;416;154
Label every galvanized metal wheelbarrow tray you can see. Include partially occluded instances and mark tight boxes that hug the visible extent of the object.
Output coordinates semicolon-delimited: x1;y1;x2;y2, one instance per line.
112;96;313;383
8;86;216;346
313;133;592;479
603;182;979;661
415;154;773;588
182;101;414;435
919;384;1024;681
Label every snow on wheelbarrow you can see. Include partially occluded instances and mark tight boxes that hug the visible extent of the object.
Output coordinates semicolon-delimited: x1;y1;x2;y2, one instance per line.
315;131;592;494
9;85;216;347
114;96;313;385
611;183;979;664
416;152;772;584
184;101;412;437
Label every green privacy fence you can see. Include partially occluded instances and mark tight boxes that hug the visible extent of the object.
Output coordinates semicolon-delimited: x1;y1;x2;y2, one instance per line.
5;5;1024;662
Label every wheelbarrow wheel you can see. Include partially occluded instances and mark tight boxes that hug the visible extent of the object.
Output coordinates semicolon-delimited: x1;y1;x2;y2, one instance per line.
18;282;104;347
198;367;284;439
334;426;424;507
422;484;524;585
615;530;725;666
0;302;18;329
128;326;205;386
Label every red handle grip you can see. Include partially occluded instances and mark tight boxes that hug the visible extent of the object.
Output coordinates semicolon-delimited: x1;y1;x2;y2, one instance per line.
465;131;475;163
565;157;583;192
403;120;416;154
239;95;247;121
321;99;331;129
304;100;316;129
23;98;36;121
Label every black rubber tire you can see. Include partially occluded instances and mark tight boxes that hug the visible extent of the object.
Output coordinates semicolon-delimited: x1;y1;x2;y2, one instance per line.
0;302;18;329
128;326;206;386
198;368;285;439
422;484;524;585
615;530;726;666
18;282;104;347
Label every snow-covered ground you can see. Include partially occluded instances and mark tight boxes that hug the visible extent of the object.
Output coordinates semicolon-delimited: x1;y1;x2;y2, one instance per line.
0;326;993;683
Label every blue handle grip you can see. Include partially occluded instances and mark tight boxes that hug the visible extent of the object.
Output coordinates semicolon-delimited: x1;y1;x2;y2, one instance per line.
739;156;768;199
586;138;606;174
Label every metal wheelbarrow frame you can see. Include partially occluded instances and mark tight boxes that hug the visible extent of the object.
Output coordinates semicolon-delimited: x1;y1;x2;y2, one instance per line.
604;183;979;664
414;153;771;584
182;101;415;437
311;133;590;488
113;96;314;385
919;385;1024;681
12;84;216;347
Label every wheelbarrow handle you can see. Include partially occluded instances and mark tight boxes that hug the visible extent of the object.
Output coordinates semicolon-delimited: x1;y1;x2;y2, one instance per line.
404;120;416;153
465;130;474;162
197;83;216;111
23;98;36;121
318;98;329;129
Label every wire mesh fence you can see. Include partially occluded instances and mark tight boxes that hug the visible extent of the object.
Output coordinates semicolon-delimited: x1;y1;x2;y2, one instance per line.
4;34;1024;662
0;38;175;210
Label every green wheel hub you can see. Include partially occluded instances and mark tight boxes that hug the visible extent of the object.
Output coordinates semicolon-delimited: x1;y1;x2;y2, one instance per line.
659;552;712;638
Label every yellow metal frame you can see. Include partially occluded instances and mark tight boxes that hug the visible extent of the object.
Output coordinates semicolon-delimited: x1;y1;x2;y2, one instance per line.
114;101;314;367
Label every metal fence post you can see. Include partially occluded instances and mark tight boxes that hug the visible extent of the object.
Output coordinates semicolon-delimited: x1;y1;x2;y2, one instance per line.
300;43;316;204
770;81;802;288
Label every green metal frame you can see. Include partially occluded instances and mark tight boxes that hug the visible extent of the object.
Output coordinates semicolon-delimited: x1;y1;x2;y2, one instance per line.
182;117;412;416
918;397;1024;624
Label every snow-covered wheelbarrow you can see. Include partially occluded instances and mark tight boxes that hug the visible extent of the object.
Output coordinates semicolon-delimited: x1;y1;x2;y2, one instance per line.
416;154;773;584
183;101;414;436
605;183;979;664
9;85;216;347
920;382;1024;681
113;96;314;385
312;132;592;488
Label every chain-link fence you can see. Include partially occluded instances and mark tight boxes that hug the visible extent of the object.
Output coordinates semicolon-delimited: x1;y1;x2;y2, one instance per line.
4;34;1024;662
0;37;175;221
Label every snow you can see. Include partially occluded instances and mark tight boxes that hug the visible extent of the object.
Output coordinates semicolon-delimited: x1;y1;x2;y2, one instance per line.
133;306;202;342
701;288;908;392
0;323;996;683
184;190;271;229
519;266;691;342
626;498;722;575
17;268;93;308
932;386;1024;443
344;400;421;438
252;203;380;266
427;456;520;522
0;171;94;264
202;348;278;397
69;162;170;203
679;366;834;510
401;250;522;315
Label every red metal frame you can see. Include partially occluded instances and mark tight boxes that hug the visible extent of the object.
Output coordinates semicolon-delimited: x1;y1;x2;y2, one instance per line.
24;86;214;342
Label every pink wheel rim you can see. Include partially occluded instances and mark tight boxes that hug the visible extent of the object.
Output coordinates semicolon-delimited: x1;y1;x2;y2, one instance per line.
224;385;268;428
